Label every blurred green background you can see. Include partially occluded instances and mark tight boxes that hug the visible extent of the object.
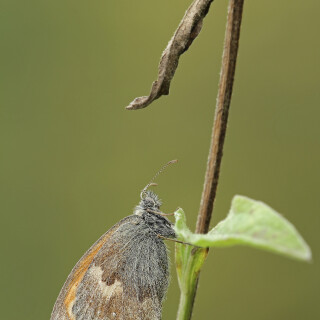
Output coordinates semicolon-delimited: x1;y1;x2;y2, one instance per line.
1;0;319;319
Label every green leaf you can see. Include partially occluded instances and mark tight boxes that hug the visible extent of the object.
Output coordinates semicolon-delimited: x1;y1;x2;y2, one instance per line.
174;196;312;261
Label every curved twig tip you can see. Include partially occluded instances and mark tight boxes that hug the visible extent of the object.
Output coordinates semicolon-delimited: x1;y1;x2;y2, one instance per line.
125;0;214;110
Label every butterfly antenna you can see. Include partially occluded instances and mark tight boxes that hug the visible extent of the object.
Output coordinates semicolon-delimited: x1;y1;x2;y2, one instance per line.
140;159;178;199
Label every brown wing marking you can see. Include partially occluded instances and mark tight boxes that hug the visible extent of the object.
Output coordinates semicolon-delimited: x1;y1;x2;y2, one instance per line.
63;228;118;319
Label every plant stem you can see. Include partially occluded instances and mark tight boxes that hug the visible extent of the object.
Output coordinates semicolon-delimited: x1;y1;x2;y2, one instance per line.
176;272;198;320
178;1;245;319
196;0;245;234
176;247;208;320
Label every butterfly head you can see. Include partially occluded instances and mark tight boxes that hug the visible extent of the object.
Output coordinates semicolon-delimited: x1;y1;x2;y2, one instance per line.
134;190;176;239
134;190;162;216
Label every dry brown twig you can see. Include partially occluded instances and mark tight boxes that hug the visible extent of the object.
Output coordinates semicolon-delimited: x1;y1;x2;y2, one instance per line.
125;0;214;110
126;0;244;235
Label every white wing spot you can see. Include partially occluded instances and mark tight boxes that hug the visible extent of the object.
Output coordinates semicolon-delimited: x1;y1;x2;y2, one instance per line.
87;265;123;301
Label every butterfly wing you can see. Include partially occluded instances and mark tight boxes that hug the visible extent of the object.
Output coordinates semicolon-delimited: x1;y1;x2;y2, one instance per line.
51;215;169;320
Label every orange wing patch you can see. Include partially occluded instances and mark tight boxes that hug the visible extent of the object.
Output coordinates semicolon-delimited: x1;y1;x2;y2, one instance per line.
64;241;104;319
62;229;117;319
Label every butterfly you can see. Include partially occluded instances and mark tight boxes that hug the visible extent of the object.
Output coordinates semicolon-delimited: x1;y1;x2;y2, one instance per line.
51;161;178;320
